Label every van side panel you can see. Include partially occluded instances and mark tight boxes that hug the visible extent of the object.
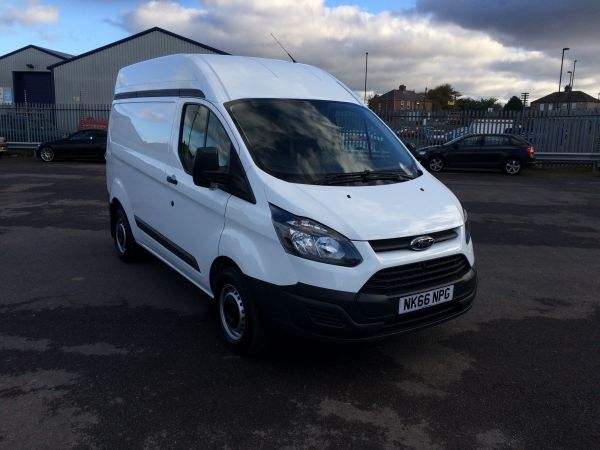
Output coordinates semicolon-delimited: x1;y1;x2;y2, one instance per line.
109;101;178;263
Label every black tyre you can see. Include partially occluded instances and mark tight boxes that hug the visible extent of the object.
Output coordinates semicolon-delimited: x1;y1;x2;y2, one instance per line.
217;266;269;355
503;158;521;175
428;156;444;172
113;207;141;262
39;147;55;162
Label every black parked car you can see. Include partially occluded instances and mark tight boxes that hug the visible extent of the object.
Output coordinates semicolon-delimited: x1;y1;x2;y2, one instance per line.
416;133;535;175
36;129;107;162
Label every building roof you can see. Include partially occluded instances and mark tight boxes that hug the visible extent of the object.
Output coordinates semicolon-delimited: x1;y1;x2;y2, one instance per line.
531;90;600;104
392;90;423;102
115;54;361;104
375;87;424;102
47;27;229;70
0;45;72;61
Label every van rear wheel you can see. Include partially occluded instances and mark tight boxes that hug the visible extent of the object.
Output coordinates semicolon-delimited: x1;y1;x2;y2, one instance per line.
113;207;141;262
217;266;268;355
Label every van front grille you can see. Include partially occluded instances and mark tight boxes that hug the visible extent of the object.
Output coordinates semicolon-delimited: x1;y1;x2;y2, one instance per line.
361;254;470;297
369;228;458;253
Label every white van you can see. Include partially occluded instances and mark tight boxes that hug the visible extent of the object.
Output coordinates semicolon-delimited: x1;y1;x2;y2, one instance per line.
106;54;477;353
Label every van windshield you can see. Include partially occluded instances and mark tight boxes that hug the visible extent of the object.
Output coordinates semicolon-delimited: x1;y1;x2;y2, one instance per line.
226;99;420;185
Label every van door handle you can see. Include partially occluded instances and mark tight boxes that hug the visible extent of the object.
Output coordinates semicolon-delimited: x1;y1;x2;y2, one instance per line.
166;175;178;185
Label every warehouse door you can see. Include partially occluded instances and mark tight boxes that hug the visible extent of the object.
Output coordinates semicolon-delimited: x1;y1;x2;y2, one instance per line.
13;72;54;103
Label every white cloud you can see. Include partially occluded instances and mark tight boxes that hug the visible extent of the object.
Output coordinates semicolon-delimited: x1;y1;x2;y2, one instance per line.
0;0;59;27
117;0;597;102
131;1;204;28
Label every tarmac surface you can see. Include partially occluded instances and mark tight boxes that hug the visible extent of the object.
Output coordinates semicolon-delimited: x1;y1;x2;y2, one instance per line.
1;158;599;449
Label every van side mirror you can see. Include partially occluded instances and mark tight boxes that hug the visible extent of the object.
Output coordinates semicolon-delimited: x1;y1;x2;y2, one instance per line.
193;147;225;187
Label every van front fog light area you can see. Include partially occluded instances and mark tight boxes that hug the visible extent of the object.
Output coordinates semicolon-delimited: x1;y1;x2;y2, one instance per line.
270;204;362;266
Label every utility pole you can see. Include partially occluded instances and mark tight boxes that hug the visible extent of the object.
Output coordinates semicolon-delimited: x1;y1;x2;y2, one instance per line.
364;52;368;105
520;92;529;108
568;59;577;113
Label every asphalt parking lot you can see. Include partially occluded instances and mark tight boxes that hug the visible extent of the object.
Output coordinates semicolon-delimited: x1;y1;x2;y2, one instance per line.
1;158;599;449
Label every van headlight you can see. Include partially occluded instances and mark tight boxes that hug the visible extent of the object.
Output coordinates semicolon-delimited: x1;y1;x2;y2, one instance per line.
463;207;471;244
269;204;362;267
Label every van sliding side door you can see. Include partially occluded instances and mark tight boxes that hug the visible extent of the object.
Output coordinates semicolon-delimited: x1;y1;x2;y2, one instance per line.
110;101;175;259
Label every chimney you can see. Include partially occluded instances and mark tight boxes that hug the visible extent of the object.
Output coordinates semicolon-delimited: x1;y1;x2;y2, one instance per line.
399;84;406;92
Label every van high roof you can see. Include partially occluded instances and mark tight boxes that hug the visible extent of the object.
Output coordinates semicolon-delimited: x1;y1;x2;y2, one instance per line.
114;54;361;105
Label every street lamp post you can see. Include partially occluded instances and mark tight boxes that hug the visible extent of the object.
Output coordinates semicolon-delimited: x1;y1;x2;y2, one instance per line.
556;47;569;111
566;70;573;113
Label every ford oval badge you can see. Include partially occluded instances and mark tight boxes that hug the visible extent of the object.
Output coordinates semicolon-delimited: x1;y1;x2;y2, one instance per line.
409;236;435;251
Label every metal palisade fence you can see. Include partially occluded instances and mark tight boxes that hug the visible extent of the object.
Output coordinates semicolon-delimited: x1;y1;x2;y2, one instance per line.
0;103;110;144
376;108;600;154
1;103;600;155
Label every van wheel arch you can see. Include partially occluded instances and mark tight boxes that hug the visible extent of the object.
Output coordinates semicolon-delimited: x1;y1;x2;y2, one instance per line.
210;256;240;297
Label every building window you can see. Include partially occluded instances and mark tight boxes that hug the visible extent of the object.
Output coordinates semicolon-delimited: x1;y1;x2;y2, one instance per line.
548;104;553;111
539;104;544;111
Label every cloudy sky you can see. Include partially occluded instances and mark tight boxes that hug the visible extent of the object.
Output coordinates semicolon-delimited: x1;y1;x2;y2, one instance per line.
1;0;599;103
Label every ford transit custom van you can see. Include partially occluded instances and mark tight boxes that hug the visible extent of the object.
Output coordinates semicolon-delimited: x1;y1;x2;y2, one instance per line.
106;54;477;354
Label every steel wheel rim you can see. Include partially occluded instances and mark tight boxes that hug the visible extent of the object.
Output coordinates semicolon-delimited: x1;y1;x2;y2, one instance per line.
115;219;127;254
219;284;246;341
40;148;54;161
506;160;520;174
429;158;443;172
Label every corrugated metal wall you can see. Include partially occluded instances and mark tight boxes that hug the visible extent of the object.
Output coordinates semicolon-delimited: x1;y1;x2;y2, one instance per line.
0;48;64;100
53;31;222;105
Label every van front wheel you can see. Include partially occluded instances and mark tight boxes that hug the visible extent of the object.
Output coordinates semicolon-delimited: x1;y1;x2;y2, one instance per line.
218;267;268;355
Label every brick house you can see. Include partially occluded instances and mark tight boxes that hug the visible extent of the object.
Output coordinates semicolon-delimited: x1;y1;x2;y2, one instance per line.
368;85;432;117
531;87;600;112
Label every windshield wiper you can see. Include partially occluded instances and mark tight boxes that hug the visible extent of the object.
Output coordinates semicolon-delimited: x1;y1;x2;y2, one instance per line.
315;169;415;185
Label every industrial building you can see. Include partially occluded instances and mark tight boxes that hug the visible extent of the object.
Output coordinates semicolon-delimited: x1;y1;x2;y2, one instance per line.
49;27;228;105
0;27;228;106
0;45;72;104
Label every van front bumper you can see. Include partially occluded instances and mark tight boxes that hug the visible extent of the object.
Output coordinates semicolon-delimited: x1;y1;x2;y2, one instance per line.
248;266;477;342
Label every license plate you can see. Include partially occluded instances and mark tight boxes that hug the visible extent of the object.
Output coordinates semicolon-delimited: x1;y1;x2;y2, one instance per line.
398;285;454;315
